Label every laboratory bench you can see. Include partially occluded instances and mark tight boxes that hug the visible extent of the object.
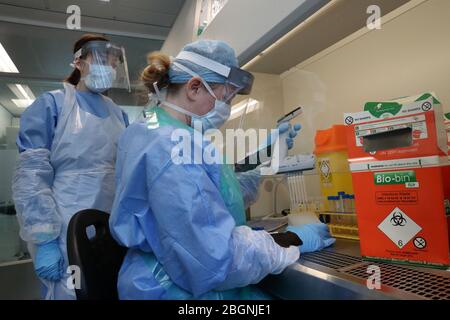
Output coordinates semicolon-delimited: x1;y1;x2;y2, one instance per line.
258;239;450;300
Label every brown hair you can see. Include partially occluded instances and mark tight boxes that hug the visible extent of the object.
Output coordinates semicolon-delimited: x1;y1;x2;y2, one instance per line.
65;34;109;86
141;51;172;93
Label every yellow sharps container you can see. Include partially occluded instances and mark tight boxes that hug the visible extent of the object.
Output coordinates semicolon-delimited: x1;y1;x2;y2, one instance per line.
314;125;354;211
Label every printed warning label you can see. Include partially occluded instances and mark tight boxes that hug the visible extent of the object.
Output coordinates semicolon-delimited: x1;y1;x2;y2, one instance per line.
375;191;418;205
378;207;422;249
319;159;332;184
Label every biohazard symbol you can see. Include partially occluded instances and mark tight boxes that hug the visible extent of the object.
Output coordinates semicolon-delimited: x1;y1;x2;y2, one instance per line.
390;211;407;227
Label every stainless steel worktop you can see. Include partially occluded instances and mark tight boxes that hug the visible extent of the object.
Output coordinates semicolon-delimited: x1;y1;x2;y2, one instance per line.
258;239;450;300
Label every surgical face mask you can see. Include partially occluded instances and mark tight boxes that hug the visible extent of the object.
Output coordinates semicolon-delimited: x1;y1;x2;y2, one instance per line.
82;63;117;93
153;62;232;132
191;98;231;131
153;83;231;132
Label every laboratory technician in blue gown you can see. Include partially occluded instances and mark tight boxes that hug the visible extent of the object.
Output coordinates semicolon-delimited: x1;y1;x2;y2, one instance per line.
110;40;335;300
12;34;130;300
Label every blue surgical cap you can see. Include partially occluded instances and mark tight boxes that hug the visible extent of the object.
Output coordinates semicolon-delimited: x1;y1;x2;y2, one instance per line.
169;40;239;84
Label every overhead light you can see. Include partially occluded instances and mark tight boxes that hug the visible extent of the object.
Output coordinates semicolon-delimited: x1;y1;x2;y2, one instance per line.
12;99;35;109
0;42;19;73
229;98;260;120
8;84;35;100
8;84;35;108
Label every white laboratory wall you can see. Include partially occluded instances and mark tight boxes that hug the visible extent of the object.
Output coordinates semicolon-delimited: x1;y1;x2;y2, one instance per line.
11;118;20;128
277;0;450;199
0;150;18;203
161;0;199;56
0;105;12;141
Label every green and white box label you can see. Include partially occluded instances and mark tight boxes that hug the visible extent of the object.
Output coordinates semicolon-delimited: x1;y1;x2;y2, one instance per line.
374;171;417;186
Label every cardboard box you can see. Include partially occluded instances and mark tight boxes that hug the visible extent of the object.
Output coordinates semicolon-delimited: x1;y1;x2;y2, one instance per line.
345;93;450;268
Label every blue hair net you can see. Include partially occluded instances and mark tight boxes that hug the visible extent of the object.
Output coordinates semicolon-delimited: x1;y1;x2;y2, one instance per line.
169;40;239;84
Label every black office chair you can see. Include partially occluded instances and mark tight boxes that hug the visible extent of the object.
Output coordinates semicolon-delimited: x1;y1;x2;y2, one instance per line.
67;209;127;300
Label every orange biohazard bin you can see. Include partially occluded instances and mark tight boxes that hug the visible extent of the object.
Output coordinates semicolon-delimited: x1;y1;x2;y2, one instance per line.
344;93;450;268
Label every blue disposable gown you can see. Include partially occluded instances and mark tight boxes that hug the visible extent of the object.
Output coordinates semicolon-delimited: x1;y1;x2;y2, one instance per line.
109;107;299;299
12;83;128;299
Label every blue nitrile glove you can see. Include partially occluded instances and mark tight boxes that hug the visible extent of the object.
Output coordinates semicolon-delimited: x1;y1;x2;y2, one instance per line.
34;239;65;281
284;123;302;150
286;223;336;254
267;123;302;150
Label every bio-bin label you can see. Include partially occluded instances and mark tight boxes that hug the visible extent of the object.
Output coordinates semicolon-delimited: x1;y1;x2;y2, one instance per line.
374;171;416;185
378;207;422;249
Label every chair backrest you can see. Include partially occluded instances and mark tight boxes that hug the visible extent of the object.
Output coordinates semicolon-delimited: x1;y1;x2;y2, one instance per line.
67;209;127;300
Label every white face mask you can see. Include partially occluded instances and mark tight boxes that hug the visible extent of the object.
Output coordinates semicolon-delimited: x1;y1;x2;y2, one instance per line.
82;63;117;93
153;62;232;132
190;98;231;131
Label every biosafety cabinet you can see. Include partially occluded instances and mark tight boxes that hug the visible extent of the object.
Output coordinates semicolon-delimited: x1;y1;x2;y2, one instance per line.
242;0;450;300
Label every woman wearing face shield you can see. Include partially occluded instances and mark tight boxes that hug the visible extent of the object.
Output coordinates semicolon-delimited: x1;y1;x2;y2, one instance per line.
109;40;335;300
12;34;129;300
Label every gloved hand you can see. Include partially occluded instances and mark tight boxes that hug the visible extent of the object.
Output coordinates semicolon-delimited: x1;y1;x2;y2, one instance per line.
270;231;303;248
265;122;302;150
286;223;336;254
277;122;302;150
34;239;65;281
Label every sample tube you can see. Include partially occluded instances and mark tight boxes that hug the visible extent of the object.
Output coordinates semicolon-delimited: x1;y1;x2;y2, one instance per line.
337;192;345;213
349;194;355;213
343;194;351;213
327;196;336;212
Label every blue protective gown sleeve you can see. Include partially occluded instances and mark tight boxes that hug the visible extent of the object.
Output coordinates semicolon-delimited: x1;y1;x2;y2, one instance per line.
235;169;261;209
110;123;299;297
216;226;299;291
16;93;59;152
13;93;61;243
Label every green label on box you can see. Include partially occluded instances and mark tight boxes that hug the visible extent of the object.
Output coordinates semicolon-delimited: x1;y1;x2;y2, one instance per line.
374;171;417;185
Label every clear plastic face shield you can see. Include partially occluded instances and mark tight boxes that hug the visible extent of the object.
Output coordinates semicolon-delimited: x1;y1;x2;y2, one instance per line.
73;40;131;92
173;51;254;104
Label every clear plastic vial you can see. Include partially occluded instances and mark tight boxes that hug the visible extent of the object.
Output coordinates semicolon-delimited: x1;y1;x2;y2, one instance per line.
349;194;355;213
337;192;346;213
327;196;337;212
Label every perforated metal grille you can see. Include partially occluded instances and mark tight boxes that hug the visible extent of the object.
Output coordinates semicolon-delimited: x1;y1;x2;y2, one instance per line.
343;263;450;300
301;250;450;300
301;250;362;270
